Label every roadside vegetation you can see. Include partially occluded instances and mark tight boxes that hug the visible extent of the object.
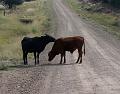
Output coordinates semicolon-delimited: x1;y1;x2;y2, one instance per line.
0;0;55;70
65;0;120;38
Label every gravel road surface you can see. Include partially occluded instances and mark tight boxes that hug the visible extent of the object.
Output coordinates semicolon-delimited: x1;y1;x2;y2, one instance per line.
1;0;120;94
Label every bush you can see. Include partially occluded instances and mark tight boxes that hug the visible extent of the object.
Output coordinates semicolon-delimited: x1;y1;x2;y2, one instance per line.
0;0;24;9
0;64;8;70
102;0;120;8
19;18;33;24
112;18;120;27
110;0;120;8
88;0;120;8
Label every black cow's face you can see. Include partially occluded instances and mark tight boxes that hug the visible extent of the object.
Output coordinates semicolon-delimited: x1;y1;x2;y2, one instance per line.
48;51;56;61
45;34;56;42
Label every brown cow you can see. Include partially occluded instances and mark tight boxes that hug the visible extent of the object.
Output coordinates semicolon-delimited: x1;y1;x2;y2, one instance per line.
48;36;85;64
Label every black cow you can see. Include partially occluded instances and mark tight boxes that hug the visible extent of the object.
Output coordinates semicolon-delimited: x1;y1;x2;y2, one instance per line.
21;34;55;65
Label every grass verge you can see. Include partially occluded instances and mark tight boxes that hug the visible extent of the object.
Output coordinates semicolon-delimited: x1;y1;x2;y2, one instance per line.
65;0;120;38
0;0;56;69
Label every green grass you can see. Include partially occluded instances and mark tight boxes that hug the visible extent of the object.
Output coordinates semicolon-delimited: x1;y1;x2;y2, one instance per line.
0;0;55;67
65;0;120;38
0;63;8;70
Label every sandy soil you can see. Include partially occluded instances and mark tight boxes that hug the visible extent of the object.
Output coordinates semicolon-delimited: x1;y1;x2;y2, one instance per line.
1;0;120;94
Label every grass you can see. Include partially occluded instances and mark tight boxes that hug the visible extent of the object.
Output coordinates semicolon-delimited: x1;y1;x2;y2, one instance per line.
65;0;120;38
0;0;56;68
0;63;8;70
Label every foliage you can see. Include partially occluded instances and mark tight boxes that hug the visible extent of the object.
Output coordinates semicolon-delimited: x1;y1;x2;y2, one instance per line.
65;0;120;38
110;0;120;8
0;0;24;9
90;0;120;8
0;63;8;70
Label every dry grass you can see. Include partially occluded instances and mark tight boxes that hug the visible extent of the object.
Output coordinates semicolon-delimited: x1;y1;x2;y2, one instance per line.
0;0;55;67
65;0;120;38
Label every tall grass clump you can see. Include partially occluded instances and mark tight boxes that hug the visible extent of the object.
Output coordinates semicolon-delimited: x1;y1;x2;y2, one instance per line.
0;63;8;70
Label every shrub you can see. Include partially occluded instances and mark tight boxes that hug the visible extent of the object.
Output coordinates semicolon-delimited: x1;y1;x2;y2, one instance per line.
19;18;33;24
102;0;120;8
0;64;8;70
32;27;37;33
110;0;120;8
0;0;24;9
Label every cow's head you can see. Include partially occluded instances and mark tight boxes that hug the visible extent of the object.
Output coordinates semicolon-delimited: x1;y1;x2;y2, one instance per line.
48;51;56;61
45;34;56;42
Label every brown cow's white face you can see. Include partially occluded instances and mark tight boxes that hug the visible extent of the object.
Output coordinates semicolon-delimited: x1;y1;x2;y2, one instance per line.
48;51;56;61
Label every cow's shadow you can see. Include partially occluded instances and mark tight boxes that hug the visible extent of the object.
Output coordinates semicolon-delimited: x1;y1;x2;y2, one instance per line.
8;63;76;69
9;64;36;69
40;63;76;66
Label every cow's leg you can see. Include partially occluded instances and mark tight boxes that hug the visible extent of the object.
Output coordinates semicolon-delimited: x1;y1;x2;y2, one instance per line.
76;54;80;64
37;53;39;64
26;52;28;65
60;54;63;64
76;49;81;63
63;52;66;64
34;52;37;65
23;51;28;65
23;51;26;65
79;52;83;64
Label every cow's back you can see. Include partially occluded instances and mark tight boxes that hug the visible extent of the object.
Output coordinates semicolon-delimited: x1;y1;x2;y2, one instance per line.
52;36;84;53
61;36;84;49
21;37;44;52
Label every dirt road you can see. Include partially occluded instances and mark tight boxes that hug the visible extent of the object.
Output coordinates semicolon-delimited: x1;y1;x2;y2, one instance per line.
1;0;120;94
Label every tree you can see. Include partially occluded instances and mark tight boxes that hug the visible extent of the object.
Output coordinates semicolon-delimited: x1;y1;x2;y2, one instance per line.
0;0;24;9
110;0;120;8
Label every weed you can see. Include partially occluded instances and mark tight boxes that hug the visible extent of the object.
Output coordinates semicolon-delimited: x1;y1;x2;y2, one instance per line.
0;64;8;70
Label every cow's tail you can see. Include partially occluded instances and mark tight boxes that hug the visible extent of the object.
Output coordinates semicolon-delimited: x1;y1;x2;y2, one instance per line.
83;38;85;55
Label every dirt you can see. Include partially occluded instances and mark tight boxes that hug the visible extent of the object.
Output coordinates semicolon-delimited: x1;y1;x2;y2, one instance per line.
1;0;120;94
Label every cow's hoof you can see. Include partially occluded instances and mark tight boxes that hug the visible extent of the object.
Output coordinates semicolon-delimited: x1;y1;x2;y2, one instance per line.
24;63;28;65
79;62;82;64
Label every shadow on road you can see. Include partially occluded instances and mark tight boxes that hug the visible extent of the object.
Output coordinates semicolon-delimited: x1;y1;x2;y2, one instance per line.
10;63;76;68
8;64;36;69
40;63;77;66
1;62;78;71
